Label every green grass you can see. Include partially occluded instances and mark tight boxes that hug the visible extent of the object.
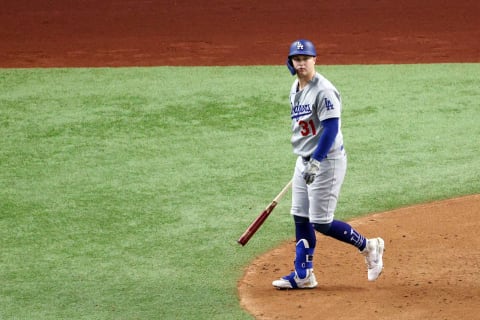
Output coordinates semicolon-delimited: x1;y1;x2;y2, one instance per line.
0;64;479;319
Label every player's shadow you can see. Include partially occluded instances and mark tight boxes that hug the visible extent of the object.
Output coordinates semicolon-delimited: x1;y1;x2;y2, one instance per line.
316;285;366;292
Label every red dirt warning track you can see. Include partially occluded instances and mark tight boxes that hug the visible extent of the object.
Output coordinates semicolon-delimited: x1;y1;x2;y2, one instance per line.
1;0;479;67
1;1;479;319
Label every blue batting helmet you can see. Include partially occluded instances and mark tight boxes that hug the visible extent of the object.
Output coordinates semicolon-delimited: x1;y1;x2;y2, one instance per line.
288;39;317;58
286;39;317;75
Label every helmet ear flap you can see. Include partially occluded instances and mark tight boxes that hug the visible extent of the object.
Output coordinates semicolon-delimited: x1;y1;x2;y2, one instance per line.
286;58;296;75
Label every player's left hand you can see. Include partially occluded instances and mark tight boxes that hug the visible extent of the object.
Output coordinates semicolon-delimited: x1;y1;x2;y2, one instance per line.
302;159;321;184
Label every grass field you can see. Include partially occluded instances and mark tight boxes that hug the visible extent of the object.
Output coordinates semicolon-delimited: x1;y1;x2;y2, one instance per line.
1;64;479;319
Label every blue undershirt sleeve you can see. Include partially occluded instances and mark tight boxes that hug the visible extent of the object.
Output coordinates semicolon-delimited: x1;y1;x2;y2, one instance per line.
312;117;339;161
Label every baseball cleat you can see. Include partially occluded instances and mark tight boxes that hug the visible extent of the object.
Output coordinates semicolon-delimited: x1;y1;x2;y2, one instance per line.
361;237;385;281
272;269;318;289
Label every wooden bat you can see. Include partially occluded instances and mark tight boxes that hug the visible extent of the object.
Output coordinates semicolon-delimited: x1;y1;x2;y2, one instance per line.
237;179;293;246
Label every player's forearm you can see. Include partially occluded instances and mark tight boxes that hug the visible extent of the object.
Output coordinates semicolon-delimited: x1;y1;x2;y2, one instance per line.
311;117;339;161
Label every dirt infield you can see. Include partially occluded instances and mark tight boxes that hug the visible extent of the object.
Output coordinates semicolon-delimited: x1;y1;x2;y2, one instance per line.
238;195;480;320
1;1;479;319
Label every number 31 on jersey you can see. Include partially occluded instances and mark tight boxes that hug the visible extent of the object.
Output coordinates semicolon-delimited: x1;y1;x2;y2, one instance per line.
299;120;316;136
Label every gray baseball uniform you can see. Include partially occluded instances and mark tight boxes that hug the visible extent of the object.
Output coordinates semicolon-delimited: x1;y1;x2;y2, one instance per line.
272;39;384;290
290;72;347;224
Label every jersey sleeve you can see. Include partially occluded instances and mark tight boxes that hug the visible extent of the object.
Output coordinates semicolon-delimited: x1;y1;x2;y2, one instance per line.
317;89;341;121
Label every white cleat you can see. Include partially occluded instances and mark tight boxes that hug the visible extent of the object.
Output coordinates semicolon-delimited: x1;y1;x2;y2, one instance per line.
361;237;385;281
272;269;318;289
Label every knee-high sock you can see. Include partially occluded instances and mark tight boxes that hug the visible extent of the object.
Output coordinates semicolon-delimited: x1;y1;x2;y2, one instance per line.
313;220;367;251
293;215;316;249
293;215;316;278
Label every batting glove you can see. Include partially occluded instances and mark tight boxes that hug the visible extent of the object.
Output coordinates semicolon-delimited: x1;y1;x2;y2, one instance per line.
302;159;321;185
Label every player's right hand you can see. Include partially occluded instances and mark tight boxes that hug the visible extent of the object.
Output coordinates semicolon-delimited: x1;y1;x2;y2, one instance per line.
302;159;321;184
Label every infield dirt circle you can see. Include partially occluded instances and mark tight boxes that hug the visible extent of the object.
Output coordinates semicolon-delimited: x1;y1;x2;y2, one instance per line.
2;1;479;319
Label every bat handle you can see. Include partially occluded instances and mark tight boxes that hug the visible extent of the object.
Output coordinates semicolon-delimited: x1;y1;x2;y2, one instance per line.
273;179;293;203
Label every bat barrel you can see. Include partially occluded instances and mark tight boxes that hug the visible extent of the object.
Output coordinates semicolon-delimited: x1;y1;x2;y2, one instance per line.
237;179;292;247
237;203;277;246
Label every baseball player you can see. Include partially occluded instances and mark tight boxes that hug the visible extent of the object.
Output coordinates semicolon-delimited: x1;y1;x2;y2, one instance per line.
272;39;385;289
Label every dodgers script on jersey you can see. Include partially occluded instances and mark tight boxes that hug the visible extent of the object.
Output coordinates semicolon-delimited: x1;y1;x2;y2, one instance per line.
290;73;344;158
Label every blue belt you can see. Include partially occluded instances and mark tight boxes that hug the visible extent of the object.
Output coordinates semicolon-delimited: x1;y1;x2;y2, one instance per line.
302;145;344;163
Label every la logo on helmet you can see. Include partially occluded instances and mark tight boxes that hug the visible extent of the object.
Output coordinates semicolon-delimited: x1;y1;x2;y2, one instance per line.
296;42;304;50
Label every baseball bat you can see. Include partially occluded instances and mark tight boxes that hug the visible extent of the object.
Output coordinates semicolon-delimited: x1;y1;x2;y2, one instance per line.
237;179;293;246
